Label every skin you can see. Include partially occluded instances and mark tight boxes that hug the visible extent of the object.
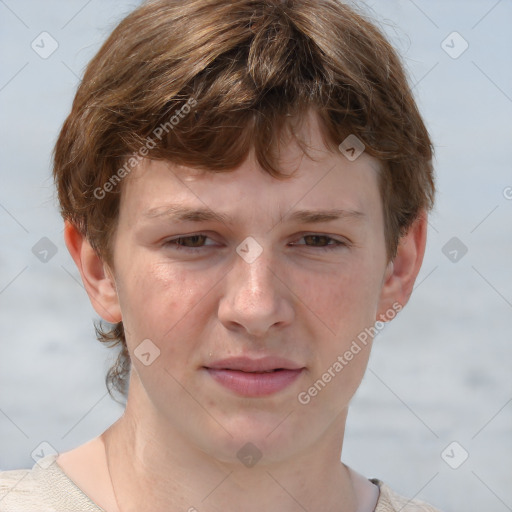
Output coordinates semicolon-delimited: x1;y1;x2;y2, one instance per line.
59;111;427;512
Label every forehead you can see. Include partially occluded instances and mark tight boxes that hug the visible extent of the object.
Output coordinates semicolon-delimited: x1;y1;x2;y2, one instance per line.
120;157;381;234
119;112;383;228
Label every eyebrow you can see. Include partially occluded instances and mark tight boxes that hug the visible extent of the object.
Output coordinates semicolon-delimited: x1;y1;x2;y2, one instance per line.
142;205;366;225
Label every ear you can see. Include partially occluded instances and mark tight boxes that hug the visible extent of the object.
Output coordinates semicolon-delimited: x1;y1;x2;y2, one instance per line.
64;221;122;323
376;210;428;321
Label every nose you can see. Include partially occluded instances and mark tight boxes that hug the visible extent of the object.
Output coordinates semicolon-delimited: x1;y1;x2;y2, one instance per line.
217;244;294;337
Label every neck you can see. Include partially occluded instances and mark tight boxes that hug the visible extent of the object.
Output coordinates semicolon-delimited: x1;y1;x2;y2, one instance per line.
102;374;359;512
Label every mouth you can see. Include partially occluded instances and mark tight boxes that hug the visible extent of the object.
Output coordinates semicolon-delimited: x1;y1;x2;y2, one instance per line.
203;356;305;397
206;367;295;373
205;355;304;372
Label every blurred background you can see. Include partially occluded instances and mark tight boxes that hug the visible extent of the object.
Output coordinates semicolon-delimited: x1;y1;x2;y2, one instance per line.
0;1;511;510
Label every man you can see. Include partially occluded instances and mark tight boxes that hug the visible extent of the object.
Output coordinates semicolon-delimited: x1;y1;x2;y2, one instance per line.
0;1;439;510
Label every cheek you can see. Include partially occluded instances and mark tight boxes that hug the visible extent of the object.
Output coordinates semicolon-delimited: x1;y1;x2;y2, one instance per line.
115;259;218;395
294;264;379;415
292;258;381;339
115;257;212;350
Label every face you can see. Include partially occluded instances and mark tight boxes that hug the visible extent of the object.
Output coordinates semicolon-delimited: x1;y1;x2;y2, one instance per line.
107;112;393;464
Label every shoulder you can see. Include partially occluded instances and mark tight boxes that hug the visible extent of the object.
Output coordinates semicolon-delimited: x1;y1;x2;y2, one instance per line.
0;455;104;512
373;479;442;512
0;467;32;512
0;463;47;512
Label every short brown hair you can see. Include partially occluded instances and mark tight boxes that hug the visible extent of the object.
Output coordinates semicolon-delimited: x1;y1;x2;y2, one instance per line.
53;0;435;403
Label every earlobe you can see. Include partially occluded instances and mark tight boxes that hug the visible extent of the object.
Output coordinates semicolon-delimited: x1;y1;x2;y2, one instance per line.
376;211;428;321
64;221;122;324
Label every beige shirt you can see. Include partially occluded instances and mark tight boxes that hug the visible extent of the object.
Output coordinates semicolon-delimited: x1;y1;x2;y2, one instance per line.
0;454;441;512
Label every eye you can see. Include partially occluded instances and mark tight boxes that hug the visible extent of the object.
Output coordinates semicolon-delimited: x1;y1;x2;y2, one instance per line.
163;234;215;250
162;233;349;253
292;234;348;250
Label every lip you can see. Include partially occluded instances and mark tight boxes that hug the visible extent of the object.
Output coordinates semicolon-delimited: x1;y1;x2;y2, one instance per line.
206;356;303;372
204;356;305;397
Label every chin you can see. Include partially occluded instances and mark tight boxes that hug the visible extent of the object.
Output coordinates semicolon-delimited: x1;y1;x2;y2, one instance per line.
199;410;305;466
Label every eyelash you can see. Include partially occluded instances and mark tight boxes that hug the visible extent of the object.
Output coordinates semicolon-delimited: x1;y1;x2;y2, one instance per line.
163;234;349;252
